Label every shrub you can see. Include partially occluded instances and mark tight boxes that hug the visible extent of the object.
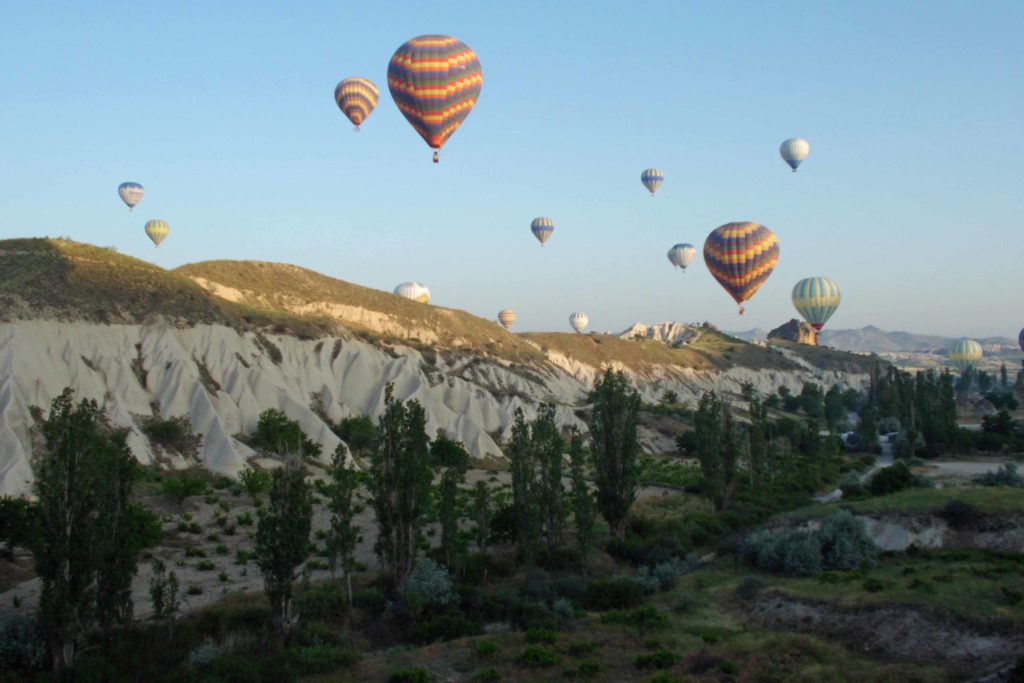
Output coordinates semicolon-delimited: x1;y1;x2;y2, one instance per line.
186;637;220;668
292;645;360;675
402;558;456;616
472;639;500;657
141;415;202;457
577;659;602;678
582;577;645;610
389;668;430;683
239;466;274;499
818;510;877;570
552;597;575;621
0;615;46;672
353;587;386;613
525;628;557;644
974;463;1023;488
868;463;915;495
566;641;599;657
476;667;501;682
743;511;875;577
251;408;322;457
635;650;680;670
517;645;559;668
196;559;216;571
295;583;348;622
161;471;207;507
735;576;766;602
408;613;481;644
936;499;983;529
862;578;886;592
634;567;661;594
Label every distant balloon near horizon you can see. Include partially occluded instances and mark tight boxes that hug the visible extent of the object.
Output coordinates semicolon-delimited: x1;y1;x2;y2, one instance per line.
387;35;482;163
641;168;664;196
334;77;379;131
569;312;589;334
667;244;697;272
703;222;780;314
118;182;144;211
779;138;810;172
948;338;983;371
497;310;516;330
531;217;555;246
791;277;841;331
394;281;431;304
144;219;169;247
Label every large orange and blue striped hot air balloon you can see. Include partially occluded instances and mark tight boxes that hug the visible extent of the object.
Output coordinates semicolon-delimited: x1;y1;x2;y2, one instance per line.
703;222;780;314
791;277;841;330
387;35;483;163
334;77;379;131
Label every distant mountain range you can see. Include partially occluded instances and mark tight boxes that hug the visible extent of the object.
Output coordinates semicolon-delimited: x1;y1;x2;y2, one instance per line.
729;324;1017;354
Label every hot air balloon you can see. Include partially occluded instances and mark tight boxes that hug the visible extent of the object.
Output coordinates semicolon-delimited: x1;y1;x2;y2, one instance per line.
780;138;810;172
641;168;664;196
118;182;144;211
948;338;983;372
1019;328;1024;354
144;219;169;247
334;77;379;131
667;244;697;271
497;310;516;330
387;35;483;163
791;277;841;330
703;222;780;314
531;217;554;246
569;312;588;334
394;282;431;304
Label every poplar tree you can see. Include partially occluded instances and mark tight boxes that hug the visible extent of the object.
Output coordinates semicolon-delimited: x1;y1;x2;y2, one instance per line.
326;444;360;606
532;404;565;554
431;430;469;567
568;429;595;569
589;369;641;538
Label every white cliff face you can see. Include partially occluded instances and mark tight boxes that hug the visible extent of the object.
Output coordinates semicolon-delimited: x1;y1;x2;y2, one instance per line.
618;321;699;346
0;321;869;497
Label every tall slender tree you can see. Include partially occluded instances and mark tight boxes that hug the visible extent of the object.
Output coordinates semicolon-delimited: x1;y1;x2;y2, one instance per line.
507;408;540;563
369;385;432;585
568;429;595;571
589;369;641;538
326;444;360;606
431;430;470;567
256;456;313;642
532;404;565;554
694;391;742;511
471;481;491;553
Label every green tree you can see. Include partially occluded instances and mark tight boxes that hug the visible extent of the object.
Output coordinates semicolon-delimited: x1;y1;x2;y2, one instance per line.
589;369;641;538
34;390;154;677
148;558;181;637
508;408;541;563
532;404;565;554
568;429;596;571
824;385;845;433
336;415;379;459
856;402;880;451
799;382;824;418
471;481;491;553
694;391;742;511
252;408;322;458
430;431;470;567
239;464;273;501
255;457;313;642
326;444;360;606
746;391;769;485
1000;363;1009;387
160;470;207;509
977;371;993;393
369;385;432;585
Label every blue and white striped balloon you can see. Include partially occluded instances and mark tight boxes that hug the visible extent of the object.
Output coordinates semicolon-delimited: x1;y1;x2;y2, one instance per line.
641;168;664;196
118;182;144;211
531;217;554;246
667;243;696;271
791;277;841;330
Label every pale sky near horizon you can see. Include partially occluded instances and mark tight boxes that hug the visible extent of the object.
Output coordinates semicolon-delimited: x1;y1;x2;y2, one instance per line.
1;2;1021;339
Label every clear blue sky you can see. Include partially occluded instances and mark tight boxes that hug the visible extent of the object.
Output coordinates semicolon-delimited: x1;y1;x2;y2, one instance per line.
2;1;1022;338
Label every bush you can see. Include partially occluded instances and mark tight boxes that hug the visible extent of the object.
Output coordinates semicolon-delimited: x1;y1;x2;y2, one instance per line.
818;510;878;570
517;645;559;668
239;466;273;499
862;578;886;592
476;667;501;682
974;463;1023;487
295;583;348;622
868;462;915;496
186;637;220;668
292;645;359;675
161;471;207;507
0;615;46;672
408;613;481;644
577;659;602;678
742;511;875;577
937;500;983;529
251;408;322;458
353;587;386;613
141;414;201;457
582;578;645;610
552;597;575;621
735;576;766;602
389;667;430;683
525;628;557;644
402;558;457;616
635;650;680;670
472;639;500;657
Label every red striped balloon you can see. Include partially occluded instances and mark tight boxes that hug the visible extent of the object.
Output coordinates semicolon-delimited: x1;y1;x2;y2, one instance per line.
703;222;780;313
387;35;483;162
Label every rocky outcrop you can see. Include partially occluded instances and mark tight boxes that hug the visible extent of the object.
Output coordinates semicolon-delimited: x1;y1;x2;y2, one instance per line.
768;319;818;345
617;322;699;346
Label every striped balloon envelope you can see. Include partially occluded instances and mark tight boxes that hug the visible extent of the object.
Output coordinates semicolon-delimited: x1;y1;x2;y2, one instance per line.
531;217;554;246
1019;328;1024;354
118;182;144;211
144;219;169;247
948;338;983;371
667;243;696;271
641;168;664;196
569;312;589;334
791;277;841;330
497;310;516;330
334;77;379;130
387;35;483;162
703;222;780;314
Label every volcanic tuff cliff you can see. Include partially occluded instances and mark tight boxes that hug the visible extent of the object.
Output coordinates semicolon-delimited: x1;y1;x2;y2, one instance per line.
0;239;877;497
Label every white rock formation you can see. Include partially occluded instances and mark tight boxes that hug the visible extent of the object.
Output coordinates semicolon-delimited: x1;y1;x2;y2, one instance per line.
618;321;700;346
0;320;869;497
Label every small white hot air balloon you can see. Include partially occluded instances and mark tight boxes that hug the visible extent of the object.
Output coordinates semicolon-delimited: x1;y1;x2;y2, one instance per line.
118;182;144;211
497;310;516;330
780;138;810;172
531;217;555;246
640;168;664;196
569;312;588;334
144;219;169;247
394;281;431;303
667;243;697;271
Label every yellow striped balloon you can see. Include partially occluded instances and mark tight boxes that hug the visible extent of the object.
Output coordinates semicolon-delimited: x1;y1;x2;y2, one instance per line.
791;277;841;330
497;310;516;330
703;222;780;314
948;338;982;371
334;77;379;131
144;219;169;248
